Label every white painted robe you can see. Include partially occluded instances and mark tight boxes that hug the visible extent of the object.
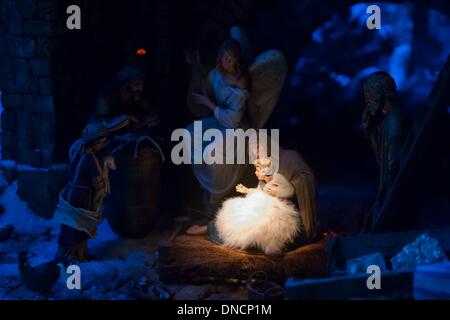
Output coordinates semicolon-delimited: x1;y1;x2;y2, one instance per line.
186;69;249;204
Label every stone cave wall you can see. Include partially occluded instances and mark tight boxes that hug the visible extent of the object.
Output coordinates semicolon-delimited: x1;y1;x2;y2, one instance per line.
0;0;66;218
0;0;63;167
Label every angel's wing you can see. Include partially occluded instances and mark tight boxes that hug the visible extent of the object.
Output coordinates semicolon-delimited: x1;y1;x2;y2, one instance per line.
248;50;288;129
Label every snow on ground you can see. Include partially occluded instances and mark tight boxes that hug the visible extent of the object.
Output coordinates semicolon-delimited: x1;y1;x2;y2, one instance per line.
0;171;164;300
0;171;245;300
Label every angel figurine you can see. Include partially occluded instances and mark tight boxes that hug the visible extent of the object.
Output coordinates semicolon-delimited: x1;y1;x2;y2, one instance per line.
185;26;288;214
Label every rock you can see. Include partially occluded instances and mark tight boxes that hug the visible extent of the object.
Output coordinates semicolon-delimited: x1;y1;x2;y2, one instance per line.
1;93;22;110
15;73;31;93
11;58;29;73
391;234;449;271
37;0;60;20
1;110;17;132
7;37;36;58
0;160;18;183
32;113;54;134
0;203;5;215
1;131;18;149
31;113;55;138
30;58;52;76
18;0;37;19
346;252;387;275
38;77;52;94
17;149;41;167
22;94;54;113
35;133;54;149
10;12;24;35
16;110;32;149
24;20;55;37
1;149;16;161
0;55;12;72
0;73;7;92
17;165;68;218
30;76;38;94
40;149;54;168
6;72;18;93
37;37;55;57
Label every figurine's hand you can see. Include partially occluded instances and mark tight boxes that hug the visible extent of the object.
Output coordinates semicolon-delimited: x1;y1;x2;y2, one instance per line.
236;184;249;194
264;185;278;197
192;88;215;110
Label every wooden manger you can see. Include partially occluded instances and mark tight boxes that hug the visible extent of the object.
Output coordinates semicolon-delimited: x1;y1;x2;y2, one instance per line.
158;235;327;285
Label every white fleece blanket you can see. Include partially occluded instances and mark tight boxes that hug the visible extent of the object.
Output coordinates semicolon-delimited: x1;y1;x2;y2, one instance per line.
215;189;301;255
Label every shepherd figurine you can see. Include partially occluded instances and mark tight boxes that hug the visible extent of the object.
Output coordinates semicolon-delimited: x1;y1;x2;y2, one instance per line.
54;116;128;264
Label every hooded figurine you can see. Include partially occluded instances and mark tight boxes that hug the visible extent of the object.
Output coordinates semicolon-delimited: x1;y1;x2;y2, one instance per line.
263;173;295;199
54;116;129;263
251;141;317;240
362;71;407;231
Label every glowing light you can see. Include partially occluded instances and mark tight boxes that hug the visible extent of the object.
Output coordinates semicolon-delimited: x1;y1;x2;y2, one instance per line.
136;48;146;56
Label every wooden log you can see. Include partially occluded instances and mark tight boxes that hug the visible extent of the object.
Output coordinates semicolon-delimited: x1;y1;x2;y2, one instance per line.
158;235;327;285
285;270;413;300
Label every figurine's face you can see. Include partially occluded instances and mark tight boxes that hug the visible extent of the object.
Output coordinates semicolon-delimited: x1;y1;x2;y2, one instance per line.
255;167;262;179
220;51;237;73
92;137;107;152
255;168;272;183
363;88;381;115
128;79;144;103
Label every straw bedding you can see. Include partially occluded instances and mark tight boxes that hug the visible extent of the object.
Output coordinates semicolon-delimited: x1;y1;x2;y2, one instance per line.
158;235;327;284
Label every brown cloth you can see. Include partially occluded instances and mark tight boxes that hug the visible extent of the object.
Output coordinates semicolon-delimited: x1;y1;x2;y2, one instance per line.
277;148;317;240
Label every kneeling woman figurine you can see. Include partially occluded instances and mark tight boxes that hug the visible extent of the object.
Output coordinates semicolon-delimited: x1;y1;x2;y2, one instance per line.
54;117;128;263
